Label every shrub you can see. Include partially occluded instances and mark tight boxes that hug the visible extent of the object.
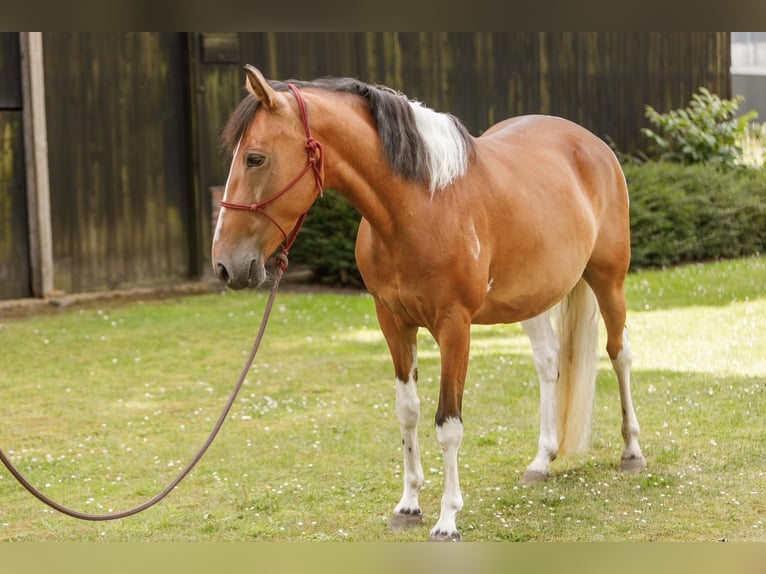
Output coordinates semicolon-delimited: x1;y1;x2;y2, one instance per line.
625;161;766;268
288;189;363;286
641;87;758;169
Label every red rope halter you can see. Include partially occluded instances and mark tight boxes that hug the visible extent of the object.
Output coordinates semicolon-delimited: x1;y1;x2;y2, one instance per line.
219;83;324;271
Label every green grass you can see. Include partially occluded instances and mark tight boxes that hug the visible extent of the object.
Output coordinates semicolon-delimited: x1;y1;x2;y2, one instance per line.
0;256;764;541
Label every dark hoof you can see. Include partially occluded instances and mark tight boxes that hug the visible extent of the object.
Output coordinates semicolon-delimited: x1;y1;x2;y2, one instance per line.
619;454;647;472
388;509;423;531
429;529;461;542
520;469;549;485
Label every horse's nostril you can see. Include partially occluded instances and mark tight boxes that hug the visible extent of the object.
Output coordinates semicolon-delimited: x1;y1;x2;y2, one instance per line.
216;262;230;284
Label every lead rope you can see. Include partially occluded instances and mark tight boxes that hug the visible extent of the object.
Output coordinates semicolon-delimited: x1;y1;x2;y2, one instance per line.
0;255;288;521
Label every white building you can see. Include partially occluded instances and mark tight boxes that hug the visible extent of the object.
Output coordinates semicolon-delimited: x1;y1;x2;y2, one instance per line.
731;32;766;122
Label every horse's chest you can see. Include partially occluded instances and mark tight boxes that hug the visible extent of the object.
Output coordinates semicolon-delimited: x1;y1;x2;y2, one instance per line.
377;284;432;327
375;267;485;330
360;223;487;326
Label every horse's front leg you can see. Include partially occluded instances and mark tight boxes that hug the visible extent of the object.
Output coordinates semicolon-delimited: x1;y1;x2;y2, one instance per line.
429;317;471;542
375;301;424;530
391;359;425;528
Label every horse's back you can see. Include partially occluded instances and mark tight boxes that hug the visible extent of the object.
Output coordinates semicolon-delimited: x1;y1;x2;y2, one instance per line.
481;115;619;170
481;114;597;140
478;114;628;228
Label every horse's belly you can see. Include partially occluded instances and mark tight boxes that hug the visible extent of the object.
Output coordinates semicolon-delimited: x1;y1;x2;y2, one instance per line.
471;282;569;324
472;298;546;325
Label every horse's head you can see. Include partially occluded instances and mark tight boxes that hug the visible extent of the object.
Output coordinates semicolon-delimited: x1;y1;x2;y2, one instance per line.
212;66;323;289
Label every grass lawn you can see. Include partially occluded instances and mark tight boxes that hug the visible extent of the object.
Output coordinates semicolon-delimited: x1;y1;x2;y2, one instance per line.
0;256;764;542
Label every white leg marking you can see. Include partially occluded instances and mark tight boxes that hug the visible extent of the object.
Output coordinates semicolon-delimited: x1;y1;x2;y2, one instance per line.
486;277;494;293
430;417;464;540
213;139;241;245
612;329;645;469
393;361;424;518
521;311;559;483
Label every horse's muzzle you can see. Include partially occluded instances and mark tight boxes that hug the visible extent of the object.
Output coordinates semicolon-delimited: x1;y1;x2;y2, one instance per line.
214;257;266;290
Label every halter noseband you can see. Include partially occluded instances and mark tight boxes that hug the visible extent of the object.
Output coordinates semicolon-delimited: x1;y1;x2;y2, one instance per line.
219;83;324;270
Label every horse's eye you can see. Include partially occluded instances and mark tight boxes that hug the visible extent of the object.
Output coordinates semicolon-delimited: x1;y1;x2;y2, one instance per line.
246;153;266;168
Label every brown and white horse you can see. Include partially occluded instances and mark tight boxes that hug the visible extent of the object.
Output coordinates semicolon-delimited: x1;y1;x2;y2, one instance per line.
212;66;646;541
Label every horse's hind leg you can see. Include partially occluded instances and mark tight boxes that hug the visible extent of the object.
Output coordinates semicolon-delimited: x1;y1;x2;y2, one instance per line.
610;327;645;471
374;300;425;530
584;267;646;472
520;311;559;484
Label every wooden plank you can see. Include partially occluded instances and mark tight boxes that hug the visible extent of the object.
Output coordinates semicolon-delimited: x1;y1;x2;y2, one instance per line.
0;111;31;299
185;32;207;280
0;32;31;300
0;32;22;109
200;32;240;63
191;32;243;278
19;32;53;298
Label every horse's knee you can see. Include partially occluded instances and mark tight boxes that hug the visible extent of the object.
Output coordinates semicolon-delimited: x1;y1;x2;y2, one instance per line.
435;417;463;452
395;379;420;429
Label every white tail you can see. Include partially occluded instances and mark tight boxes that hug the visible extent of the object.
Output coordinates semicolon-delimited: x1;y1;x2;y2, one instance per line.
556;278;600;454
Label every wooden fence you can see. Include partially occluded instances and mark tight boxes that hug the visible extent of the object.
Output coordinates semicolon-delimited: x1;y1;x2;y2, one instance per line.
1;32;731;299
42;33;194;294
197;32;732;182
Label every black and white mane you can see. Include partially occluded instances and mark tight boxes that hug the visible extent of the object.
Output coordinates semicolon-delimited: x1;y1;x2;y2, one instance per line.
221;77;474;193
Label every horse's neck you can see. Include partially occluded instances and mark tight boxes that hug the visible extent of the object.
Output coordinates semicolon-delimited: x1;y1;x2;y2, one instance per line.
311;94;425;237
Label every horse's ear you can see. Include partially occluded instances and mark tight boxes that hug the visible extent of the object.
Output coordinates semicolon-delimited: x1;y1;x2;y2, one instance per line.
244;65;280;110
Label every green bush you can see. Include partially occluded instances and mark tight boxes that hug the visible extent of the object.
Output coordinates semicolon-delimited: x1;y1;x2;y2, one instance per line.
288;189;363;286
626;161;766;268
641;87;758;169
